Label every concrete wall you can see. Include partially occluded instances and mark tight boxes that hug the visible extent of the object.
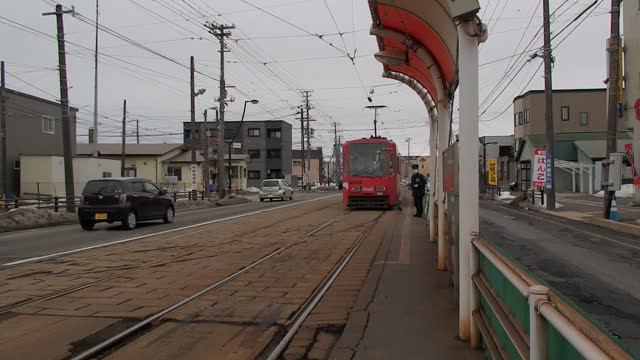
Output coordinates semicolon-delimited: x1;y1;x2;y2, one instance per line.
2;90;78;196
20;156;119;197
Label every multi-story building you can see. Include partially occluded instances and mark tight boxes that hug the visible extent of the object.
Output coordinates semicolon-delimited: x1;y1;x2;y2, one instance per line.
513;89;633;192
184;120;292;188
292;148;324;186
1;89;78;196
479;135;516;189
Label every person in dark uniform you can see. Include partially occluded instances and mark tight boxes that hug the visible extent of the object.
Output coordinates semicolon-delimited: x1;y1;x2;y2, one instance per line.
410;164;427;217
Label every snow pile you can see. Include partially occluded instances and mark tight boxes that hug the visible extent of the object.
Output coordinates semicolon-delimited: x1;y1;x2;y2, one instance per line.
0;207;76;232
216;194;252;206
246;187;261;193
593;184;634;198
498;191;516;200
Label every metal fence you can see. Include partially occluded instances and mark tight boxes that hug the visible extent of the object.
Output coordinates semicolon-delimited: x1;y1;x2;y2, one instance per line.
471;236;636;360
0;191;220;213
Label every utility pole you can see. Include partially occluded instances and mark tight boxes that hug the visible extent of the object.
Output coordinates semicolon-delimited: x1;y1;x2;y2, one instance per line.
202;114;209;198
92;0;99;157
604;0;621;218
207;22;234;199
333;122;339;183
44;5;76;213
406;138;412;157
300;108;305;188
134;119;140;144
121;99;126;177
542;0;556;210
189;55;197;200
1;61;7;198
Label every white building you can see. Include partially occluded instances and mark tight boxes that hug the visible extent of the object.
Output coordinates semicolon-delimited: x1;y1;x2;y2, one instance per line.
20;156;121;197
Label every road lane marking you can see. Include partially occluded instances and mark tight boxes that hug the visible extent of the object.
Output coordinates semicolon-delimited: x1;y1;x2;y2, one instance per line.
481;202;640;251
3;194;340;267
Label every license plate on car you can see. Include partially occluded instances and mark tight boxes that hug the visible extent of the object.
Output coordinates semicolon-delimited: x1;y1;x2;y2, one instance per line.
377;192;383;196
95;213;107;220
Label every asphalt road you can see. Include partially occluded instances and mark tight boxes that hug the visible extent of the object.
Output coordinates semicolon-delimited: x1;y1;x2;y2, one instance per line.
480;200;640;356
0;192;339;265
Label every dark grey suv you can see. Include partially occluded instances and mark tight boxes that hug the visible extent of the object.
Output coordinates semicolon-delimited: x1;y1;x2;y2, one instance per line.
78;178;175;231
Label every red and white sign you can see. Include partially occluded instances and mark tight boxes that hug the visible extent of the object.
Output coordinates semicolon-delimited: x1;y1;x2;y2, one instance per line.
625;144;640;186
532;149;546;188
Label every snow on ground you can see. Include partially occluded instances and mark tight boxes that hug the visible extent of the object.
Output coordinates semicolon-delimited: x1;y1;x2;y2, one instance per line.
0;207;76;232
498;191;516;200
246;187;260;193
593;184;634;198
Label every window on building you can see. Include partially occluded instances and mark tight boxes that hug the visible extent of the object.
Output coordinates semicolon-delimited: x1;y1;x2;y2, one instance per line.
267;149;281;159
248;170;261;179
102;172;112;178
580;112;589;126
268;169;282;178
248;128;260;137
518;112;523;125
524;109;529;123
293;159;303;166
267;128;282;139
248;149;261;159
124;168;137;177
561;106;570;121
14;160;20;170
514;113;518;127
42;115;55;134
167;167;182;181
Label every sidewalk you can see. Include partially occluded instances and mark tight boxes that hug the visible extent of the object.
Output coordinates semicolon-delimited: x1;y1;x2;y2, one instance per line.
331;199;481;360
517;192;640;237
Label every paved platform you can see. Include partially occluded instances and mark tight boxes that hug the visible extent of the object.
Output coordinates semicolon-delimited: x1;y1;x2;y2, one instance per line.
331;198;481;360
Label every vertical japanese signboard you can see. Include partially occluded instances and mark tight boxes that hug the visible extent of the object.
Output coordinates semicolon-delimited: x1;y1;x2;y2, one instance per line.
545;152;553;189
191;164;197;191
487;159;498;186
532;149;546;188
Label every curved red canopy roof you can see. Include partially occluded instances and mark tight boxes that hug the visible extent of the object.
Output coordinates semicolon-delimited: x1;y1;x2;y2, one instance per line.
369;0;458;102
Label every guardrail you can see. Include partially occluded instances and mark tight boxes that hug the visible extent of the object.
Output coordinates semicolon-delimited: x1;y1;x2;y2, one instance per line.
470;236;635;360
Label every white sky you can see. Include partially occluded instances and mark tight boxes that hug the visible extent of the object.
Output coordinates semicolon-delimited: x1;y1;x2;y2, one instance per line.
1;0;614;156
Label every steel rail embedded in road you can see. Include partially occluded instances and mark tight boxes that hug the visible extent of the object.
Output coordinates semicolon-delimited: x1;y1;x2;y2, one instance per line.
3;193;340;266
70;218;339;360
266;213;384;360
0;200;339;315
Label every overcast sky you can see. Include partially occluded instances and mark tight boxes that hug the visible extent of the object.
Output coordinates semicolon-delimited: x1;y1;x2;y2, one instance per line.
1;0;615;156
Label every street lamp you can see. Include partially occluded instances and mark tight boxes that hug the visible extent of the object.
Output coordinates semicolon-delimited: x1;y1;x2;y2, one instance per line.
227;99;259;193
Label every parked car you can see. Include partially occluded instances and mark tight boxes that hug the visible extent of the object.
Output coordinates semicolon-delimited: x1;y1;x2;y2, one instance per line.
259;179;294;202
78;178;175;231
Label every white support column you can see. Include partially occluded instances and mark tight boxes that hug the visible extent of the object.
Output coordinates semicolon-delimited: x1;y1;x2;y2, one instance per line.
457;19;482;343
436;102;450;271
572;168;576;193
589;167;594;194
429;117;438;242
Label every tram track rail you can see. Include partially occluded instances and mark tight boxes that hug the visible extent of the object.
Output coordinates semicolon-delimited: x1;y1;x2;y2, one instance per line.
0;201;339;315
66;212;384;360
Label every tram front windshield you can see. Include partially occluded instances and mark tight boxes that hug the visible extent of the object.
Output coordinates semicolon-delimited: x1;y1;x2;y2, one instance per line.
348;143;388;177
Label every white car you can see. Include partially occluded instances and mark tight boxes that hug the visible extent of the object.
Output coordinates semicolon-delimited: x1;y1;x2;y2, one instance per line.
259;179;294;202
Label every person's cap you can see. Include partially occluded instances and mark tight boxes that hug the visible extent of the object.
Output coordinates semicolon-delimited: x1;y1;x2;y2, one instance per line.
411;164;419;169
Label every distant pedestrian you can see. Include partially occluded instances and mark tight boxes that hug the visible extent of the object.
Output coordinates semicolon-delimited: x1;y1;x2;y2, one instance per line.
410;164;427;217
